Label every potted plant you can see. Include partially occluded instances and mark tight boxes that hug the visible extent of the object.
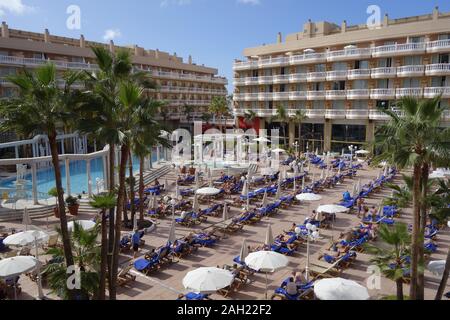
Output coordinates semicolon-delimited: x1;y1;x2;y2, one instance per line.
66;195;80;216
48;187;60;218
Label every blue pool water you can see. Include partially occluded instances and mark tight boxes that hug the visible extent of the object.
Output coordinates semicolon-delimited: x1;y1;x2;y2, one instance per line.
0;154;159;199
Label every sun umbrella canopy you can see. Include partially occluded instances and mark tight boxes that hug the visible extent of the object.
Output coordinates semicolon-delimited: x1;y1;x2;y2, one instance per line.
0;256;38;278
245;251;289;273
196;187;221;196
168;221;176;244
317;204;349;214
355;150;370;155
67;220;96;232
222;203;229;221
3;230;49;247
239;239;249;262
182;267;234;294
272;148;285;154
253;137;271;143
427;260;446;276
193;195;200;212
265;225;274;246
314;278;370;300
296;193;322;202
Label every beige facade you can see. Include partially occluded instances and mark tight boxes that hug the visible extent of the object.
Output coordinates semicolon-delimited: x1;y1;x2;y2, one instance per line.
233;7;450;152
0;22;228;127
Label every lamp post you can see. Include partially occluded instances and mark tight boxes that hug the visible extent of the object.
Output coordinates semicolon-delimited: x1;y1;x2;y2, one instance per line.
293;141;299;158
170;198;177;220
299;223;320;282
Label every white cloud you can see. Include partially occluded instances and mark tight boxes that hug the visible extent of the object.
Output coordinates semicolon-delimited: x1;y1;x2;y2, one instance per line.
103;29;122;41
0;0;34;16
237;0;261;5
160;0;192;7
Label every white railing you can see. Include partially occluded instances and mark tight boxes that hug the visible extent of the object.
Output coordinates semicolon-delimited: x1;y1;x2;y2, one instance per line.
370;88;396;98
423;87;450;98
369;110;390;121
372;42;426;56
0;55;98;70
307;72;327;82
289;91;308;100
289;73;308;82
259;56;288;67
306;109;326;118
272;74;290;83
289;53;327;65
326;90;347;99
425;63;450;75
427;39;450;52
397;65;425;76
273;92;290;100
327;48;371;61
307;91;326;100
258;92;273;101
325;109;346;119
371;67;397;78
159;86;226;94
326;70;348;80
396;87;423;98
348;69;371;79
347;89;370;99
346;110;369;119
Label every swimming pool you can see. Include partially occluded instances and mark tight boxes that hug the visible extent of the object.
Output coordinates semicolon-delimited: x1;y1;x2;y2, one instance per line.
0;154;159;199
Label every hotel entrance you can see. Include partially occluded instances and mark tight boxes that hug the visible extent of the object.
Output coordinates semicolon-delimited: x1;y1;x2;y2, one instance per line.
331;124;366;153
300;123;325;154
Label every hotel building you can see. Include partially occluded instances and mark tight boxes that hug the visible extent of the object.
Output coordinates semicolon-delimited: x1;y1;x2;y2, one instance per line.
233;7;450;153
0;22;228;143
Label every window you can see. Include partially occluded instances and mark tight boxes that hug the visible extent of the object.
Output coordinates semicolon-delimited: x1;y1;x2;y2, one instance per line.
280;67;287;75
378;58;393;68
332;124;366;144
353;100;369;109
332;81;346;90
332;101;345;109
0;51;9;56
408;36;424;43
314;82;325;91
438;34;450;40
280;84;286;92
333;62;347;71
353;80;368;89
404;56;422;65
377;79;392;89
252;70;259;77
312;101;325;109
431;76;449;87
354;60;369;69
402;78;420;88
315;64;326;72
296;66;307;73
296;83;307;91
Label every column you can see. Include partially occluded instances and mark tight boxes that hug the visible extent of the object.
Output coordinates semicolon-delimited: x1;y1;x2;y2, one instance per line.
366;120;375;152
102;156;108;190
65;158;71;196
324;120;332;153
288;122;295;147
31;163;38;205
86;159;92;197
14;146;19;159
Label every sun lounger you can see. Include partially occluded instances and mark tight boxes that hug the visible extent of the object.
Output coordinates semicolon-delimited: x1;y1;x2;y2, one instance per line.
117;264;136;287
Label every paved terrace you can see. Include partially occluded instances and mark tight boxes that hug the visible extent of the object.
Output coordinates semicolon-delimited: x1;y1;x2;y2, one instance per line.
1;163;449;300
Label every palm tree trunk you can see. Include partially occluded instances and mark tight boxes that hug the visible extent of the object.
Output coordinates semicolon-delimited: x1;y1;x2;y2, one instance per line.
48;131;75;299
107;145;115;293
435;248;450;300
139;154;145;222
110;144;129;300
128;150;135;226
409;164;421;300
98;209;108;300
417;163;429;300
396;279;404;300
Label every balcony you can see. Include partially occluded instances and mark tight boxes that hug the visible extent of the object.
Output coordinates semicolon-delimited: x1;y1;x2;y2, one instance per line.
272;75;290;84
348;69;371;80
289;91;308;100
347;89;370;100
372;42;426;57
153;71;227;84
370;88;396;100
0;55;99;71
307;72;327;82
325;109;346;119
306;109;325;119
253;109;277;117
289;53;327;65
327;48;372;62
289;73;308;82
396;88;423;99
273;92;290;101
326;70;348;81
234;93;245;101
371;67;397;79
397;65;425;77
427;39;450;54
423;87;450;98
346;110;369;120
258;57;288;68
425;63;450;76
258;92;273;101
326;90;347;100
369;110;390;121
243;77;259;85
258;76;274;85
307;91;326;100
233;60;258;71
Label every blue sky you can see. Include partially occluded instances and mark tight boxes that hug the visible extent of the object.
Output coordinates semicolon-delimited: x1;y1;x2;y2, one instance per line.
1;0;450;92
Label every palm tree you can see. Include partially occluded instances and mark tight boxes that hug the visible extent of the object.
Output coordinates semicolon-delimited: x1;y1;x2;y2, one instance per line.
89;193;116;300
290;109;307;152
44;222;101;300
271;105;289;147
243;110;257;129
383;175;413;209
365;223;411;300
374;96;449;299
183;103;195;123
0;64;83;298
208;96;228;132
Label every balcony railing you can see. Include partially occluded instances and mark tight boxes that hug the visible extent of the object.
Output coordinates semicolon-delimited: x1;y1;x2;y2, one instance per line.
307;72;327;82
325;109;346;119
372;42;426;57
396;87;423;98
258;57;288;68
397;65;425;77
427;39;450;53
289;73;308;82
326;90;347;100
348;69;371;79
371;67;397;78
327;48;372;61
347;89;370;99
0;55;99;70
425;63;450;76
289;53;327;65
306;109;326;118
369;110;390;121
346;110;369;119
290;91;308;100
370;88;396;99
273;92;290;101
326;70;348;81
307;91;326;100
272;74;290;83
423;87;450;98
